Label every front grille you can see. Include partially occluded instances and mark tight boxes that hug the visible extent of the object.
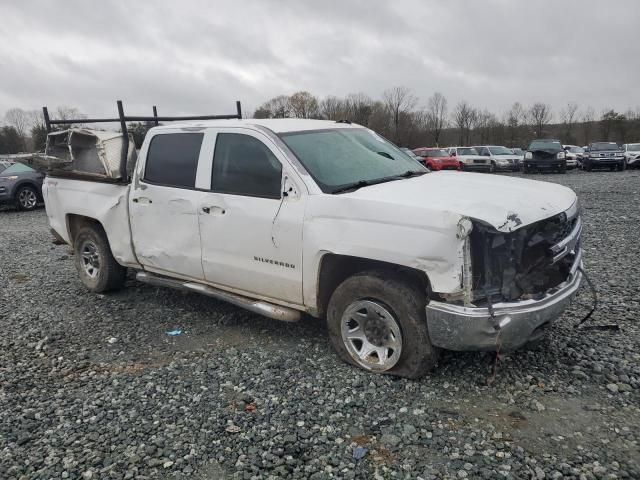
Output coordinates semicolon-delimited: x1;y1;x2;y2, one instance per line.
473;159;486;164
469;212;579;304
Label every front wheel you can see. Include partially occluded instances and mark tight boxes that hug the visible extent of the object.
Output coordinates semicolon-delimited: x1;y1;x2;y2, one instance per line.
15;185;38;211
74;225;126;292
326;271;439;378
489;161;496;173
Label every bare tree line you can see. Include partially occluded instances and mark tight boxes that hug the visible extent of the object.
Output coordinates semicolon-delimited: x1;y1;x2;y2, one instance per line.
2;90;639;154
252;87;640;148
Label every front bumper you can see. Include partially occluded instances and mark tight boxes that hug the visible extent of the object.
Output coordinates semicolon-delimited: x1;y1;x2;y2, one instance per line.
426;251;583;352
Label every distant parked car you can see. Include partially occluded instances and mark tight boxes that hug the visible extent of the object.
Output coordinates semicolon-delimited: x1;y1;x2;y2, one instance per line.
473;145;520;171
446;146;492;172
523;139;567;173
562;145;582;169
400;148;425;163
0;161;45;211
582;142;626;172
412;148;460;171
622;143;640;168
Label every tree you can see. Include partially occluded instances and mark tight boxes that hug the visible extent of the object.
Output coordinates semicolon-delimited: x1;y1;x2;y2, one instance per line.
4;108;29;150
288;91;319;119
581;107;595;145
560;102;579;144
600;109;626;141
128;122;156;149
345;93;374;126
505;102;526;147
452;101;474;145
0;126;24;154
528;103;552;138
320;96;346;120
383;86;417;142
426;92;447;145
53;106;87;128
30;124;48;152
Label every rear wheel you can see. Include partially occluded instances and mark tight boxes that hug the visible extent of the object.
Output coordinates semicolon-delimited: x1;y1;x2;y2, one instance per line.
74;225;126;292
326;271;439;379
15;185;38;211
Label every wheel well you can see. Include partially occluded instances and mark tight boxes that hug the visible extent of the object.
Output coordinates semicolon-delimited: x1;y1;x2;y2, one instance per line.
66;214;104;246
13;181;42;200
316;254;431;318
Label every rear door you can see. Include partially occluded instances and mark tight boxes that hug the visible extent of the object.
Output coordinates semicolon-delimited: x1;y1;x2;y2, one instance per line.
197;128;306;304
129;130;206;280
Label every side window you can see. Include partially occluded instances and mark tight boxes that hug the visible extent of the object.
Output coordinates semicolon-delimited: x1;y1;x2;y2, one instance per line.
144;133;203;188
211;133;282;198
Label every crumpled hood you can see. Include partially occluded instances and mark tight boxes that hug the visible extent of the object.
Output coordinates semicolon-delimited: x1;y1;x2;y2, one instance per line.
344;171;577;233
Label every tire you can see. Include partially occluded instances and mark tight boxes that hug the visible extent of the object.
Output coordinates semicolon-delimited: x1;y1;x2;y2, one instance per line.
559;162;567;174
326;270;439;379
619;161;626;171
15;185;39;211
73;225;126;292
585;162;593;172
489;161;496;173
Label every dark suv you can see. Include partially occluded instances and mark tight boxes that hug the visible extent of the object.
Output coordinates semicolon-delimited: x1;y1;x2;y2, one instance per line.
0;161;45;210
582;142;625;172
523;139;566;173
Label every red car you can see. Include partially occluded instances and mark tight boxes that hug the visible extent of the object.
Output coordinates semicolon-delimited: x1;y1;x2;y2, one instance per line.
412;148;460;171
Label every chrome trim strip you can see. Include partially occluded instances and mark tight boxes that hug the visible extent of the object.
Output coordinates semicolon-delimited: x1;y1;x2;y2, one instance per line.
550;216;582;264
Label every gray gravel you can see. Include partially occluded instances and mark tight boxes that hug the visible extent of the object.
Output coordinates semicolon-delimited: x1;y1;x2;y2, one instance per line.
1;169;639;479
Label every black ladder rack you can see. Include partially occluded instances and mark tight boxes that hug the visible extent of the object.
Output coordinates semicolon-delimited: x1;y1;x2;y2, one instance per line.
42;100;242;181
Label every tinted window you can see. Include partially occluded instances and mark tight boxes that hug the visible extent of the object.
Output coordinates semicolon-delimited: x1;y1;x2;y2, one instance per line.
144;133;203;188
212;133;282;198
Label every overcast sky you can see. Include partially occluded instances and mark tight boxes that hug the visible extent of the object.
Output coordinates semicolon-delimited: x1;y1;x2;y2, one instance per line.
1;0;639;123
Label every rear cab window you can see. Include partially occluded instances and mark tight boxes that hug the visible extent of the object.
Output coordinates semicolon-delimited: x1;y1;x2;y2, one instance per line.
143;133;204;188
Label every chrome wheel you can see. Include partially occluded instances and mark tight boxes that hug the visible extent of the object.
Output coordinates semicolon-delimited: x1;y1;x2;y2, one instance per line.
18;188;37;209
80;241;101;278
340;300;402;372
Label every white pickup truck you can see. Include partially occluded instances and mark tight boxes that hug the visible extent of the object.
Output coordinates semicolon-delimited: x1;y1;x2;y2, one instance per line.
43;117;584;378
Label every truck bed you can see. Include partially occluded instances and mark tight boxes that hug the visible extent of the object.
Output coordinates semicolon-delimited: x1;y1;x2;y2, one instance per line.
42;177;140;268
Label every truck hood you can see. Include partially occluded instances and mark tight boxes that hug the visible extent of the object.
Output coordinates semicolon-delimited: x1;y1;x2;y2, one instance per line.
344;171;577;233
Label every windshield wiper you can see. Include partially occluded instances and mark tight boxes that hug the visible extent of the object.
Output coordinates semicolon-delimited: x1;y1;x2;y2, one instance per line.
331;180;373;194
377;151;395;160
331;170;426;194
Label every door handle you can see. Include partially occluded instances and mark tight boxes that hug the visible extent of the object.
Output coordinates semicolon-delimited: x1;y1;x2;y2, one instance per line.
132;197;152;204
201;206;225;215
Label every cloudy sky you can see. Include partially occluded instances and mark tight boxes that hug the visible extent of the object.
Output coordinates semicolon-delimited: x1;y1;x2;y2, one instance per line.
1;0;639;122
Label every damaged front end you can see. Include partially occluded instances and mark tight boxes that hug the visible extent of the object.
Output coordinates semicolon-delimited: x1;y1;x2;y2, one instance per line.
427;202;583;351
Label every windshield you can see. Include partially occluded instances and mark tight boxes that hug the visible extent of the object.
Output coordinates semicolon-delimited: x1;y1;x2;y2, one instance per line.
1;162;34;175
425;149;449;157
279;128;426;193
529;140;562;151
488;146;514;155
568;146;584;153
626;144;640;151
591;142;620;151
457;147;478;155
512;148;524;154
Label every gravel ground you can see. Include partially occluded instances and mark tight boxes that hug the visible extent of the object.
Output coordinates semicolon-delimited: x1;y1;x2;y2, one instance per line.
1;169;639;480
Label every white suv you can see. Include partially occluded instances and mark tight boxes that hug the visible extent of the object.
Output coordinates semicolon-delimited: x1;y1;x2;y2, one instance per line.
623;143;640;167
473;145;521;172
446;146;492;172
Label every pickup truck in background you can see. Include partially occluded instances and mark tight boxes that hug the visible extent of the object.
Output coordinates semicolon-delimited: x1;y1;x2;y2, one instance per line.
41;103;584;378
582;142;626;172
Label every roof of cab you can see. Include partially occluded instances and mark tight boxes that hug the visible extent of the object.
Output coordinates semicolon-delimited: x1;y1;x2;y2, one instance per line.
151;118;362;134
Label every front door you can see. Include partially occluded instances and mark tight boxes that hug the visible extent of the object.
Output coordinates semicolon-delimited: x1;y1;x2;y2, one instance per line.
197;129;305;304
129;130;206;280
